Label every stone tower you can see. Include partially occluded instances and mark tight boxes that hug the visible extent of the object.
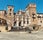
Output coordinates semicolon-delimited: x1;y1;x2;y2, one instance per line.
7;5;14;16
26;4;38;25
7;5;14;30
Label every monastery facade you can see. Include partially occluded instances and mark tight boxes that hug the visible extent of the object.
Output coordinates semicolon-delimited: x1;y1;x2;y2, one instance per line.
0;4;43;32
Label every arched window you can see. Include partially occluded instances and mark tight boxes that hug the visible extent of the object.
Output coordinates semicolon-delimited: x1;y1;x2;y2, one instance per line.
19;21;21;26
5;25;8;30
14;21;16;26
32;13;36;21
32;13;35;16
10;9;12;11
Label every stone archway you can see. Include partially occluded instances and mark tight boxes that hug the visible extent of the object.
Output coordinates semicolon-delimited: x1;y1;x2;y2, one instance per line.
29;24;39;31
0;18;7;26
32;24;39;31
0;18;8;32
0;16;14;31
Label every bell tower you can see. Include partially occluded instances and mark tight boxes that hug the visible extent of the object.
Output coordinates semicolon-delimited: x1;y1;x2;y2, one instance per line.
7;5;14;30
29;4;36;17
26;4;38;25
7;5;14;16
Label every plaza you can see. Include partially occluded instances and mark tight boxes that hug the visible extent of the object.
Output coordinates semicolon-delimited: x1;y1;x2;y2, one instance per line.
0;31;43;40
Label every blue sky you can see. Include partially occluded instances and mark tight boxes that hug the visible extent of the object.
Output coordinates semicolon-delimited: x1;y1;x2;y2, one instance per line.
0;0;43;13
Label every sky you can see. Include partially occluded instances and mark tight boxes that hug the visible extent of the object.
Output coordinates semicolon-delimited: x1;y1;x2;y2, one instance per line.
0;0;43;13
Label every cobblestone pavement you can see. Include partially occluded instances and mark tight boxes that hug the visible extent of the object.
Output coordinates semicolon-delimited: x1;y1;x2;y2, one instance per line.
0;31;43;40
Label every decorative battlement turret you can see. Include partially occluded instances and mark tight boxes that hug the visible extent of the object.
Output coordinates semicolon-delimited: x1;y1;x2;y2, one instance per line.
7;5;14;16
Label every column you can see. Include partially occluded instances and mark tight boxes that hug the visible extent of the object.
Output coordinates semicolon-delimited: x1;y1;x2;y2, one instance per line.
16;17;19;27
21;16;23;27
25;16;27;27
11;17;14;27
7;21;11;31
8;25;11;31
29;17;31;25
27;17;29;25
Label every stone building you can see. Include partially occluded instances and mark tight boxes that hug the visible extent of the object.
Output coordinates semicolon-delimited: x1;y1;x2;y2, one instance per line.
0;4;43;32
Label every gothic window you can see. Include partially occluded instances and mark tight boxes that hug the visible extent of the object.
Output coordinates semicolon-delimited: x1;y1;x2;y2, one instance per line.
10;9;12;11
14;21;16;26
